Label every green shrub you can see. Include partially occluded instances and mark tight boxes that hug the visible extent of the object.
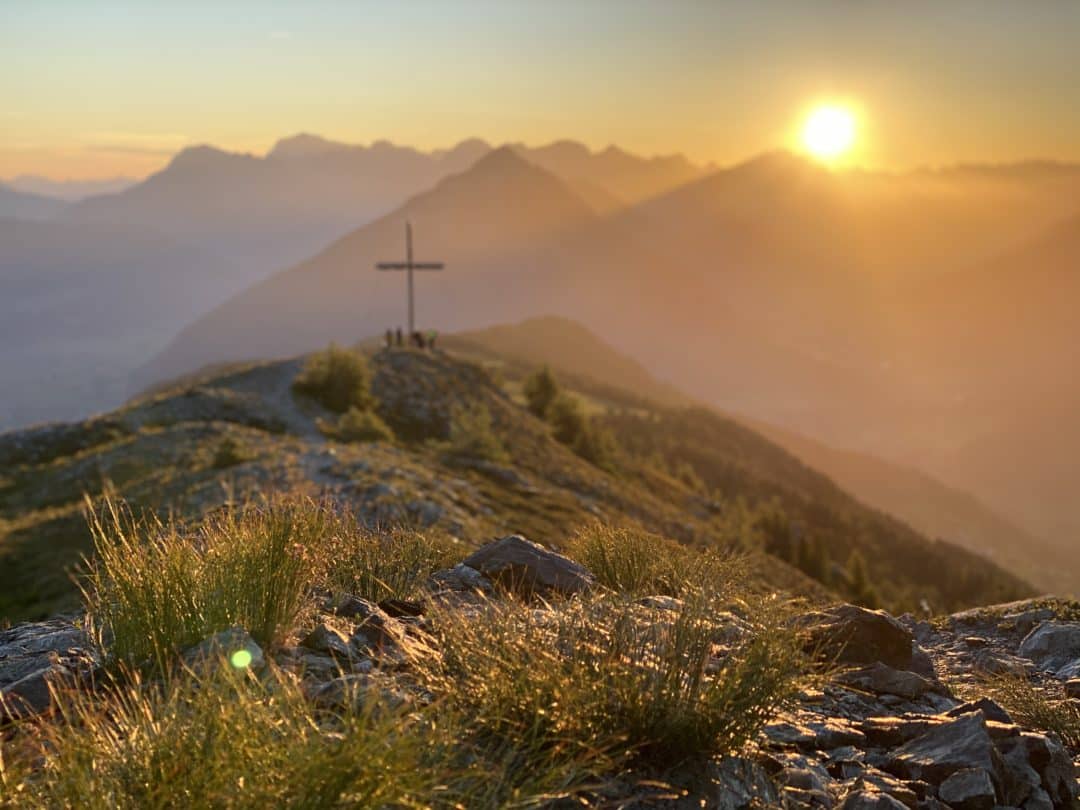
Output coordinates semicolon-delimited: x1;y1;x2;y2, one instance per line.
292;344;375;413
83;496;333;670
523;366;559;419
320;406;394;443
572;420;618;471
210;435;253;469
9;667;438;809
447;404;508;463
547;392;588;445
323;525;459;604
420;592;803;771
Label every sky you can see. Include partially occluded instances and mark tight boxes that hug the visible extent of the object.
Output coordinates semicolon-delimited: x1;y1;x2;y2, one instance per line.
3;0;1079;180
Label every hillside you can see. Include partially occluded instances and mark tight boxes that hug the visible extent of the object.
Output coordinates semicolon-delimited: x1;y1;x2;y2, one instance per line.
148;152;1080;559
443;316;1074;595
0;344;1030;624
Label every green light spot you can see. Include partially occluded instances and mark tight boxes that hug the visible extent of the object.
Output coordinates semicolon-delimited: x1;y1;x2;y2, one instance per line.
230;649;253;669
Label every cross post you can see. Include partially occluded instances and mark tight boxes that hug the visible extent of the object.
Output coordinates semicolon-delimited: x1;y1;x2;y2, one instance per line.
375;222;445;336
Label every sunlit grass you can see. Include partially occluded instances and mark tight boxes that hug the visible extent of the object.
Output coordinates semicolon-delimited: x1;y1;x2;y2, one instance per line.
83;495;333;671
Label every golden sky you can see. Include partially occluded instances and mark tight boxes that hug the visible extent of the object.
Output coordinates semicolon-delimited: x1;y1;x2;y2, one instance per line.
3;1;1079;180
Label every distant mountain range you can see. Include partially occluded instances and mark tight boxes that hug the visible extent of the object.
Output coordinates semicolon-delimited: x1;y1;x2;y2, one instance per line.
141;145;1080;558
0;136;706;429
4;175;137;201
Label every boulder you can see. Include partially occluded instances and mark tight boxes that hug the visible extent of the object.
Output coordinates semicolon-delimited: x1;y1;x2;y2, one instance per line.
1017;621;1080;675
945;697;1013;725
0;665;66;722
803;604;915;669
937;768;995;810
460;535;594;596
885;711;997;784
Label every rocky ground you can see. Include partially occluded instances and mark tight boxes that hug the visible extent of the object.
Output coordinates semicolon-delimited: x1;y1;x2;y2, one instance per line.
2;535;1079;808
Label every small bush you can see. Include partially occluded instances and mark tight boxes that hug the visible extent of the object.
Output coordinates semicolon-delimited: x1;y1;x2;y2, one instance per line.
567;523;737;598
447;404;508;463
83;496;333;670
210;435;253;469
292;344;375;414
572;420;618;470
523;366;559;419
323;526;459;604
547;392;588;445
420;592;803;771
320;406;394;443
10;667;438;809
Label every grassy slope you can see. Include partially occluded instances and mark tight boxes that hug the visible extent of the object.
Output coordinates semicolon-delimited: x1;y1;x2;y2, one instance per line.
0;349;827;623
1;341;1029;624
446;316;1068;596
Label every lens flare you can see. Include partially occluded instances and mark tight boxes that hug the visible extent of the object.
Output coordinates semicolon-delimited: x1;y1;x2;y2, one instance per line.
230;649;253;669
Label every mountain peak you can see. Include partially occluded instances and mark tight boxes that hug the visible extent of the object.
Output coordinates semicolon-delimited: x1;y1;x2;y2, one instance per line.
167;144;248;171
267;133;350;159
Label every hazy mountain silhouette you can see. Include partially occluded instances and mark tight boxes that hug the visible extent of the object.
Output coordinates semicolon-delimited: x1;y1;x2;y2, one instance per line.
446;315;1074;595
147;150;1080;555
1;136;704;433
0;183;66;221
143;147;597;384
6;175;136;201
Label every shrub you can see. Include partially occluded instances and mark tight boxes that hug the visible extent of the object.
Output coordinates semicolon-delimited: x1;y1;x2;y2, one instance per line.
323;526;460;604
210;435;253;469
83;496;333;670
320;406;394;443
547;392;588;445
10;667;438;809
567;523;738;598
523;366;559;419
419;592;803;772
572;420;618;471
292;344;375;413
446;404;508;463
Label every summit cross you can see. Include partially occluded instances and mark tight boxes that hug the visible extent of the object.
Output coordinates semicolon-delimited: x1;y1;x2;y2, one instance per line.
375;222;445;335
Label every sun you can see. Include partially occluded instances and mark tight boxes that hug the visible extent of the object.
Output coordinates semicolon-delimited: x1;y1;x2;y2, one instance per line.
801;105;857;161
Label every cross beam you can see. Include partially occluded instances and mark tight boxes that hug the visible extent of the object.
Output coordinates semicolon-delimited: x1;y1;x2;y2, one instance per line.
375;221;444;336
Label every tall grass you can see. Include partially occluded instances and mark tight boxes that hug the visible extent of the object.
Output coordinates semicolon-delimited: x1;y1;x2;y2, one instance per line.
7;667;438;809
978;674;1080;750
566;523;738;598
83;496;332;669
420;591;804;773
323;525;460;604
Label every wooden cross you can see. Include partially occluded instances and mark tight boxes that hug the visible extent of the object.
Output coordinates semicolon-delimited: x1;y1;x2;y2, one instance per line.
375;221;445;336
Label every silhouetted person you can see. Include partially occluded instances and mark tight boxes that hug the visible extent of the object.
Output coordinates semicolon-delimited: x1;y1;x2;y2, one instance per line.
395;327;403;347
385;329;393;349
414;331;427;350
427;330;438;351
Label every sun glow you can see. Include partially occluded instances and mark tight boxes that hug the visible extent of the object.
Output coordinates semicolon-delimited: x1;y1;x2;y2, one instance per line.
801;105;857;161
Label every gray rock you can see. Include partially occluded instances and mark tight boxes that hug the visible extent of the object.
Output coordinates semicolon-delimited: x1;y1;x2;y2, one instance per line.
804;604;915;669
0;665;66;721
431;563;493;593
301;622;354;659
1064;678;1080;700
182;627;264;671
937;768;996;810
946;697;1013;725
837;662;946;700
886;712;997;784
1017;622;1080;675
461;535;594;596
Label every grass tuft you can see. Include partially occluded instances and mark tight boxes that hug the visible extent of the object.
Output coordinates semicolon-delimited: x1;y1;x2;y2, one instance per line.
292;344;375;414
566;523;737;598
83;495;331;670
977;673;1080;750
6;666;438;809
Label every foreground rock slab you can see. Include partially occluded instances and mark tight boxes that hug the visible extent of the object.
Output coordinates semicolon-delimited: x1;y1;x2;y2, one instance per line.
461;534;594;596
